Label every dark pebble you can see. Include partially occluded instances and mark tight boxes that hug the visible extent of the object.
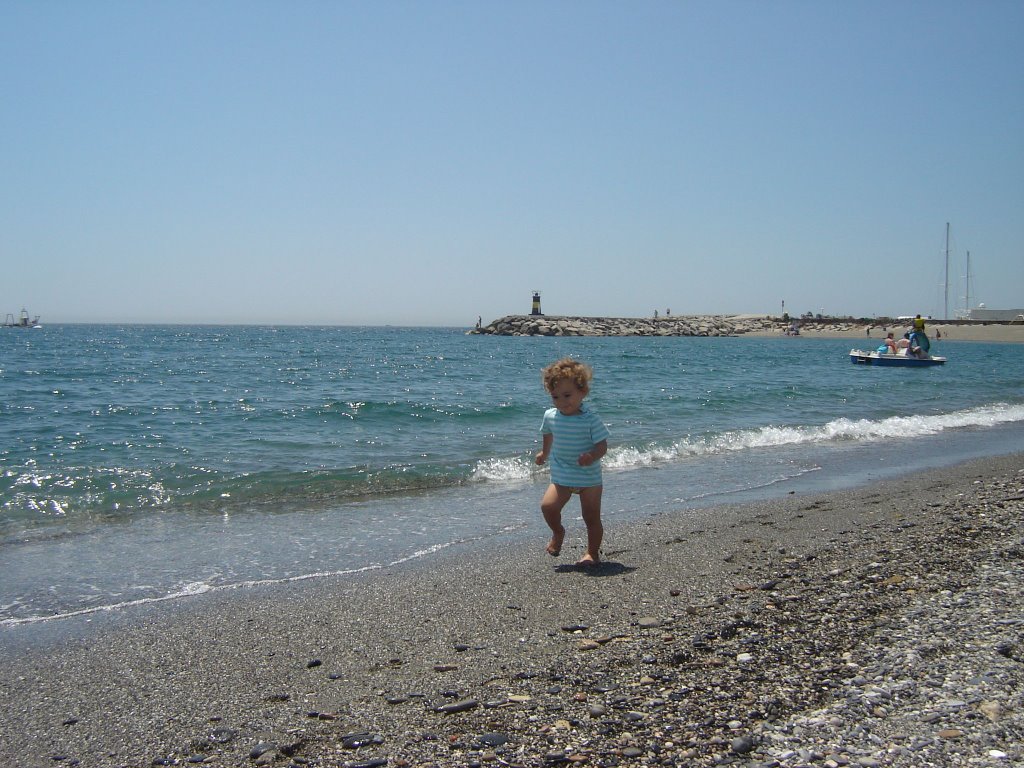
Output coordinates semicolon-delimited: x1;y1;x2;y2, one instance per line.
341;732;384;749
730;734;756;754
250;742;276;759
306;659;322;668
434;699;479;714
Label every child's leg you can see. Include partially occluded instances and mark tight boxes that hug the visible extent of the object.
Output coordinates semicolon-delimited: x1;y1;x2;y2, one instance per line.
577;485;604;565
540;483;572;555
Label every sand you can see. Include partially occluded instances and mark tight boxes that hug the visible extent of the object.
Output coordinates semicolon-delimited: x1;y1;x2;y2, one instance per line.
745;321;1024;344
1;454;1022;767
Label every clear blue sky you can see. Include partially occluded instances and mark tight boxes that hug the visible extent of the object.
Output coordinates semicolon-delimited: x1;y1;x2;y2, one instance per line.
3;1;1022;326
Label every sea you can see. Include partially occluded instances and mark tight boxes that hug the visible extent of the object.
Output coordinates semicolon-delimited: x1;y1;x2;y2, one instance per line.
2;324;1022;634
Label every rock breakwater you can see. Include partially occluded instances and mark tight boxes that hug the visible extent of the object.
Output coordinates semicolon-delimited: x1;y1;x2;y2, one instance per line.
471;315;778;337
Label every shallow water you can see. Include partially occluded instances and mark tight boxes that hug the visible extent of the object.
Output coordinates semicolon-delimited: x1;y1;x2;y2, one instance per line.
2;325;1022;627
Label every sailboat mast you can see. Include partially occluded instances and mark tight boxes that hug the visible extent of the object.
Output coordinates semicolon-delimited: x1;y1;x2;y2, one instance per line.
964;250;971;317
944;222;950;320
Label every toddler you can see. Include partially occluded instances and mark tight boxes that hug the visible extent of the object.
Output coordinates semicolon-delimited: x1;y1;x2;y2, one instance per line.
535;358;609;566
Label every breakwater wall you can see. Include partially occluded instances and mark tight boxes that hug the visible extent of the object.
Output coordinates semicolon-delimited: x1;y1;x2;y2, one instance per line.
471;314;783;337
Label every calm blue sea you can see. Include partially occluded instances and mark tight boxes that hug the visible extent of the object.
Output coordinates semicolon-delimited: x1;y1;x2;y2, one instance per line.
2;325;1023;629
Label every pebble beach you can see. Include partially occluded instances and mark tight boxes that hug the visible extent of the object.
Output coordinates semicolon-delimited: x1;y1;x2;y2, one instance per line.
2;454;1022;768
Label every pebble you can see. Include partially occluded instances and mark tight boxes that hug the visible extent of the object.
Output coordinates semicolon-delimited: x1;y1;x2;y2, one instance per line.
433;699;478;715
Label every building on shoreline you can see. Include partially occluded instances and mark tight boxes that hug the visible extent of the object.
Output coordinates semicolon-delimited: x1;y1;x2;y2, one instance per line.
966;308;1024;322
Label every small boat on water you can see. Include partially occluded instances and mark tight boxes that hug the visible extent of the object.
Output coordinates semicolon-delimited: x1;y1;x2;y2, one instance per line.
849;348;946;367
853;317;945;366
3;309;42;329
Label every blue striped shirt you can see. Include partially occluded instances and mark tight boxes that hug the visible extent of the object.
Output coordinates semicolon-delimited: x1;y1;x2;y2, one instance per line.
540;404;610;487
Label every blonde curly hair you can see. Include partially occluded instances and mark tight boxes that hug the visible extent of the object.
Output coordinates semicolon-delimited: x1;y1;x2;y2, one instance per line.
541;357;592;396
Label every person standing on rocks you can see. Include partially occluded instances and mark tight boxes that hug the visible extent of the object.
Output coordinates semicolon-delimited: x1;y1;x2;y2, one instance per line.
535;357;610;567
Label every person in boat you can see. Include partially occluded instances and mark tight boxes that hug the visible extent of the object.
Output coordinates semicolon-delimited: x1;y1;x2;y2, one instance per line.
897;334;911;352
908;327;931;359
883;332;898;354
913;314;926;332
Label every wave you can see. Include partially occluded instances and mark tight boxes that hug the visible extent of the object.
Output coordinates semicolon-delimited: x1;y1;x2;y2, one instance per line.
0;541;463;628
601;402;1024;471
5;403;1021;531
470;402;1024;483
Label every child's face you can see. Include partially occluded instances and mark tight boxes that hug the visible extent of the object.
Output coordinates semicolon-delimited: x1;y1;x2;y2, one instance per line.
549;378;586;416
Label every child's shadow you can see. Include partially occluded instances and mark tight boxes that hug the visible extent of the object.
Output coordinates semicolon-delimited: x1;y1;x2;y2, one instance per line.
554;560;635;576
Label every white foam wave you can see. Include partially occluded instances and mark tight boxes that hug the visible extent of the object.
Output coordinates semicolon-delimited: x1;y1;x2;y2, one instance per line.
470;455;534;482
0;541;467;628
466;403;1024;482
604;402;1024;470
0;581;217;627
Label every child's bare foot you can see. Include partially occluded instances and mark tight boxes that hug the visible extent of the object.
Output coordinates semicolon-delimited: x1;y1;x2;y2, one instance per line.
546;527;565;556
576;552;600;567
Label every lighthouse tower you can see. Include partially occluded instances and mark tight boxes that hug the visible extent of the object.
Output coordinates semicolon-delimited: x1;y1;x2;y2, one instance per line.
531;291;542;316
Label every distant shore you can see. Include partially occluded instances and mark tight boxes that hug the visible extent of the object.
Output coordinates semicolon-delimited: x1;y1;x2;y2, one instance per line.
473;314;1024;343
746;318;1024;344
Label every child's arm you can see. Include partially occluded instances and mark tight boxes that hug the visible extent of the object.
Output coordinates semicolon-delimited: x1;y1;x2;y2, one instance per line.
535;433;553;465
578;439;607;466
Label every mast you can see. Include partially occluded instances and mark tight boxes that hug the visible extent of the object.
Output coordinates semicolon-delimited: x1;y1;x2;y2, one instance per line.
943;222;950;321
964;250;971;317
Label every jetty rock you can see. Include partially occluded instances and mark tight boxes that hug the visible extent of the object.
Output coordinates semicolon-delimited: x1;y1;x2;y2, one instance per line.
469;314;780;337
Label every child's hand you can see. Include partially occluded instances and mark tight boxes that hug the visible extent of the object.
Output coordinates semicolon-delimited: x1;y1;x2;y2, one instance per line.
578;451;593;466
535;451;548;466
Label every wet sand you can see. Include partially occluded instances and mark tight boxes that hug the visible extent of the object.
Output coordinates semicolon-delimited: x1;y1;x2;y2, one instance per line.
1;454;1021;767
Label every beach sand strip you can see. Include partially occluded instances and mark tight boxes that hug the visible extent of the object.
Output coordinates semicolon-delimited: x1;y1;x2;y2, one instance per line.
1;454;1022;767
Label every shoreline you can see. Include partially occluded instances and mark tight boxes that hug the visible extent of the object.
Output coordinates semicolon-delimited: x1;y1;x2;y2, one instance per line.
1;454;1021;766
746;320;1024;344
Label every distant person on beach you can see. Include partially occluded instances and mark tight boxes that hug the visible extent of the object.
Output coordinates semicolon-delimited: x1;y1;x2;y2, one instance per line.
535;357;609;567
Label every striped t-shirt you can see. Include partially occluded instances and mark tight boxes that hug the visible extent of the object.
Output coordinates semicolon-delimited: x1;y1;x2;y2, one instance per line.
539;403;610;488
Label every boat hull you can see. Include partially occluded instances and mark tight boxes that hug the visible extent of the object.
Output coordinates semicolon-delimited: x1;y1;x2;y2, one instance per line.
849;349;946;367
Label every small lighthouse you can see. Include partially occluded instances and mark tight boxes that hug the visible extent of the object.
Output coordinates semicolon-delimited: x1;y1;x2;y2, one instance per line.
531;291;542;316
